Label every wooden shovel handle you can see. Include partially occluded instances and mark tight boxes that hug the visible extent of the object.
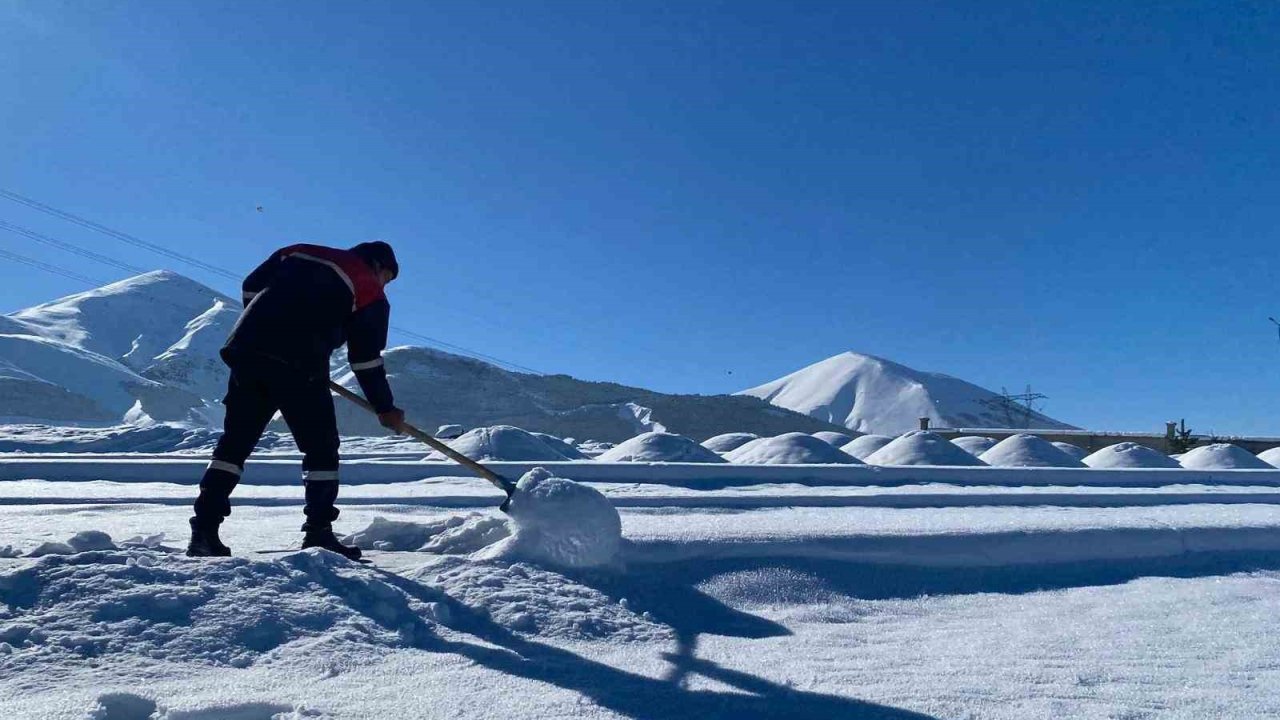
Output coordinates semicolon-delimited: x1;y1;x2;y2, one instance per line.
328;380;514;495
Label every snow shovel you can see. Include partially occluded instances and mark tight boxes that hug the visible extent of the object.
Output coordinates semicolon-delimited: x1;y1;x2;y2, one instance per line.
328;381;517;511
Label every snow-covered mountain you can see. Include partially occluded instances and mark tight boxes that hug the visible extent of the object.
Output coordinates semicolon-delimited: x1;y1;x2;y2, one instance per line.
0;271;224;423
738;351;1076;434
1;272;844;440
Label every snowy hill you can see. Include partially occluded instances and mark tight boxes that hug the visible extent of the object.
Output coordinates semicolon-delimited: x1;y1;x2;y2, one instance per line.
331;345;843;441
0;271;227;423
738;351;1076;435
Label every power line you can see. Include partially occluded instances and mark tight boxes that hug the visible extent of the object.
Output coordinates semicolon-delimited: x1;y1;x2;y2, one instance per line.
0;246;105;286
0;188;240;280
0;190;543;374
0;219;147;275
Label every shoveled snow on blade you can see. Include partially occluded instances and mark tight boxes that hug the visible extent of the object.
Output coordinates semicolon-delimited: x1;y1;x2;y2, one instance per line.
476;467;622;570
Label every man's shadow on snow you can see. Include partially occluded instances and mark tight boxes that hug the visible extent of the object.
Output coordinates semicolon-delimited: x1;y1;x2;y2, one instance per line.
358;562;938;720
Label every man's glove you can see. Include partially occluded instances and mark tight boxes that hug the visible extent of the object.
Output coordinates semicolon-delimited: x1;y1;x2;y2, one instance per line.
377;408;406;433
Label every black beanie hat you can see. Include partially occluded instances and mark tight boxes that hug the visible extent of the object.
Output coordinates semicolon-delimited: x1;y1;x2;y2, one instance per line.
350;241;399;279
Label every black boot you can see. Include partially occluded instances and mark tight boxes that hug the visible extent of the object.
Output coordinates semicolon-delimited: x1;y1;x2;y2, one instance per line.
302;527;363;561
187;517;231;557
301;480;361;560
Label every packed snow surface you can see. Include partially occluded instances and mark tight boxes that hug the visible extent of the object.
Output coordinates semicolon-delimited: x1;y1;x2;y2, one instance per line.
437;425;573;462
811;430;858;446
1259;447;1280;468
1051;441;1089;461
725;432;862;465
595;432;725;463
700;432;759;453
840;434;894;459
980;434;1086;468
1083;442;1183;469
1178;443;1273;470
950;436;997;456
475;467;623;569
865;431;986;467
738;351;1075;433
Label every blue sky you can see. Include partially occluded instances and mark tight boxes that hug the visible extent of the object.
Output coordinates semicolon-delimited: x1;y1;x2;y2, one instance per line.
2;1;1278;434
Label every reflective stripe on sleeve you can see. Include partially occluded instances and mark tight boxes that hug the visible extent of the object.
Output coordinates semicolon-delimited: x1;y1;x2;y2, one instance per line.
350;358;384;371
208;459;243;476
303;470;340;482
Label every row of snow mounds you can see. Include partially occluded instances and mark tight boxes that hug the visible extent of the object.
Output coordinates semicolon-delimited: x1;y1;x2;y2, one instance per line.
725;432;862;465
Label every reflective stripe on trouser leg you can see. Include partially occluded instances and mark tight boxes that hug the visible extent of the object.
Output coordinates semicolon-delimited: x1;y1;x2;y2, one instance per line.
302;469;340;482
208;459;243;476
195;459;244;522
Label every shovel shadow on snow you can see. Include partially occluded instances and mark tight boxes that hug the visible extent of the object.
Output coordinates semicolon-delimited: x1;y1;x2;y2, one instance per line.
360;564;938;720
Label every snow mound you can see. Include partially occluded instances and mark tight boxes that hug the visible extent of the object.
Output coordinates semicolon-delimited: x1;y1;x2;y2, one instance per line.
346;514;510;553
812;430;858;446
476;468;623;569
531;432;589;460
1052;442;1089;461
595;432;726;463
0;548;446;670
700;432;759;453
864;431;986;467
979;434;1086;468
1083;442;1183;469
725;432;862;465
1258;447;1280;468
840;434;894;459
437;426;572;462
1178;443;1273;470
951;436;997;456
418;558;669;643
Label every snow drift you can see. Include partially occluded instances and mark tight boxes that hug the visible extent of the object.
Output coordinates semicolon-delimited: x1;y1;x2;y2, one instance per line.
725;432;862;465
476;468;623;569
951;436;997;456
811;430;858;446
864;431;986;467
1178;443;1273;470
700;432;760;454
979;434;1086;468
840;434;894;460
1258;447;1280;468
595;432;726;463
1082;442;1182;469
436;426;573;462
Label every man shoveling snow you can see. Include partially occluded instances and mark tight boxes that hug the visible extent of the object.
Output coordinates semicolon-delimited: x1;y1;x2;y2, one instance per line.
189;242;405;560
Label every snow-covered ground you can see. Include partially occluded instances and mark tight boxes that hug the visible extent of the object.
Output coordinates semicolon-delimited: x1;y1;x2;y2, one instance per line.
3;449;1280;718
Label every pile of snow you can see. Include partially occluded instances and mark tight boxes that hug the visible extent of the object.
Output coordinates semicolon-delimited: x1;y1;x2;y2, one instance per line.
26;530;117;557
1258;447;1280;468
436;426;573;462
864;431;986;467
951;436;997;456
1083;442;1182;469
979;434;1086;468
436;424;464;439
811;430;858;446
840;434;894;459
0;547;445;669
701;432;759;453
346;514;510;553
738;351;1076;434
476;468;623;569
1052;442;1089;461
1178;443;1274;470
530;432;589;460
725;432;861;465
595;432;725;463
575;439;614;457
